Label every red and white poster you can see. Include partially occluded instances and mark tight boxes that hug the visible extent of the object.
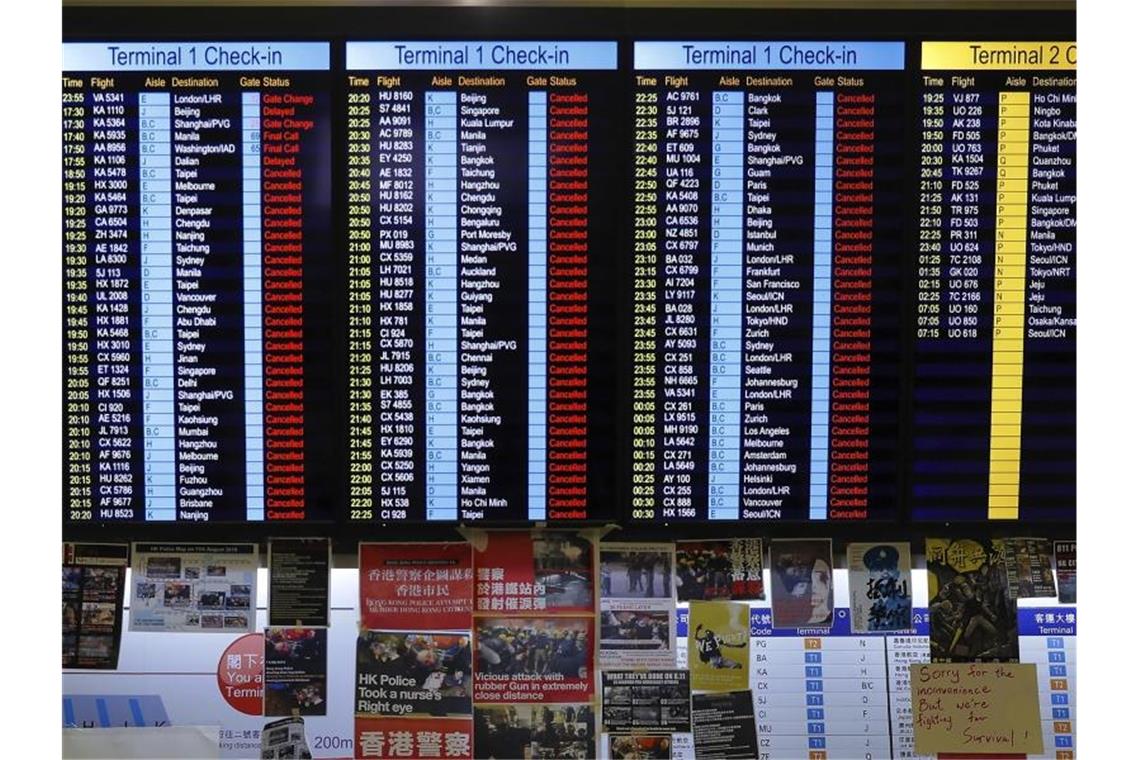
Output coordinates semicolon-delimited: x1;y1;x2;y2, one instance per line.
354;716;472;759
359;543;473;630
474;615;595;703
473;531;594;615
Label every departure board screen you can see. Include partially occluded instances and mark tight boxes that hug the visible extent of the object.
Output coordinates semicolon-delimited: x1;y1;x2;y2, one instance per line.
344;42;620;523
628;42;905;523
63;42;334;523
911;42;1076;522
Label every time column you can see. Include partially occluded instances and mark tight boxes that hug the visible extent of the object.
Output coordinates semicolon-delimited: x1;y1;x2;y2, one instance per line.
630;77;661;521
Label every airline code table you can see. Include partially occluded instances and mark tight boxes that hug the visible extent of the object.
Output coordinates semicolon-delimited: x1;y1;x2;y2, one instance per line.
910;42;1076;522
344;42;619;523
63;42;333;523
628;42;904;523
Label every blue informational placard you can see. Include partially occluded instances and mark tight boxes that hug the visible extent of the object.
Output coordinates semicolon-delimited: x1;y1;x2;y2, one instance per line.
346;41;618;70
634;41;905;70
62;42;330;71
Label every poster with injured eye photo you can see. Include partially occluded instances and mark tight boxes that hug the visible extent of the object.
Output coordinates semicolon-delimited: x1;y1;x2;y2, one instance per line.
768;539;834;630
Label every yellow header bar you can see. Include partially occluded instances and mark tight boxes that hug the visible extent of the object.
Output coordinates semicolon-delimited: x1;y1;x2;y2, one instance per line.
922;42;1076;70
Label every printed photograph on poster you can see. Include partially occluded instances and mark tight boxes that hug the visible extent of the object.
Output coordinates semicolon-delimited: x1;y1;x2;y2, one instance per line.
926;537;1020;662
356;631;472;717
268;538;331;628
609;735;674;759
847;542;913;633
360;542;474;630
63;542;130;670
474;616;594;703
356;716;473;760
475;531;594;614
1055;540;1076;603
769;539;834;629
602;670;690;734
260;716;313;759
1005;537;1058;599
599;543;676;669
474;703;595;759
687;601;750;693
130;543;258;633
264;628;328;717
675;539;765;602
690;690;759;760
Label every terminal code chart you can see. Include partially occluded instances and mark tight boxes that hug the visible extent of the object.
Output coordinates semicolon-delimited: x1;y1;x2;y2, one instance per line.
344;43;619;523
911;42;1076;522
63;43;334;523
629;43;904;523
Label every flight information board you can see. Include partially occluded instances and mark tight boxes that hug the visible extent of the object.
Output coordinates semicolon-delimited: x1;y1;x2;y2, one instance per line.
910;42;1076;522
63;42;335;523
628;42;905;523
344;42;620;523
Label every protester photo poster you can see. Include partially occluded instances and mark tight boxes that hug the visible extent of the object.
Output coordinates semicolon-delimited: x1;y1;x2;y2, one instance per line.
474;703;595;759
474;530;594;614
261;716;313;759
268;538;331;628
264;627;328;717
926;537;1020;662
687;601;750;693
1055;540;1076;603
599;543;676;669
690;690;759;760
675;539;765;602
359;542;474;630
356;631;473;718
474;616;594;703
602;670;691;735
63;542;130;670
609;734;675;759
129;543;258;633
1005;537;1058;599
847;542;913;633
769;539;834;629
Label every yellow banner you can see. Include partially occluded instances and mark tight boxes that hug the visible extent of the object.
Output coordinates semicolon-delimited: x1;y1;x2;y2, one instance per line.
922;42;1076;70
911;663;1044;755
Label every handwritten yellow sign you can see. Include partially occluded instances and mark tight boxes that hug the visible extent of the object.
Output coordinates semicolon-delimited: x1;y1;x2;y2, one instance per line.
910;663;1043;755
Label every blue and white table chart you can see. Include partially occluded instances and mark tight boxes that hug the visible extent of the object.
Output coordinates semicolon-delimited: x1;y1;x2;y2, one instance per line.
62;41;334;523
628;41;906;523
344;41;620;523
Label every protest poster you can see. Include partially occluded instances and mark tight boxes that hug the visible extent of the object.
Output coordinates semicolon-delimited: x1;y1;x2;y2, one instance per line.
675;539;765;602
608;735;675;759
927;537;1020;662
690;690;759;759
264;627;328;717
687;601;749;693
261;716;313;759
268;538;331;628
359;542;474;630
474;530;594;614
910;662;1043;755
474;704;595;759
1055;540;1076;603
601;670;690;734
356;631;473;718
1005;537;1058;599
847;542;913;633
769;539;834;629
129;543;258;633
599;543;676;669
474;615;595;703
63;542;129;669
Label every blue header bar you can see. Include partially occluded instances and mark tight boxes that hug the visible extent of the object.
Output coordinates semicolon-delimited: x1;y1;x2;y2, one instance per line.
346;41;618;71
1019;607;1077;637
63;42;330;72
677;607;929;638
634;41;905;71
